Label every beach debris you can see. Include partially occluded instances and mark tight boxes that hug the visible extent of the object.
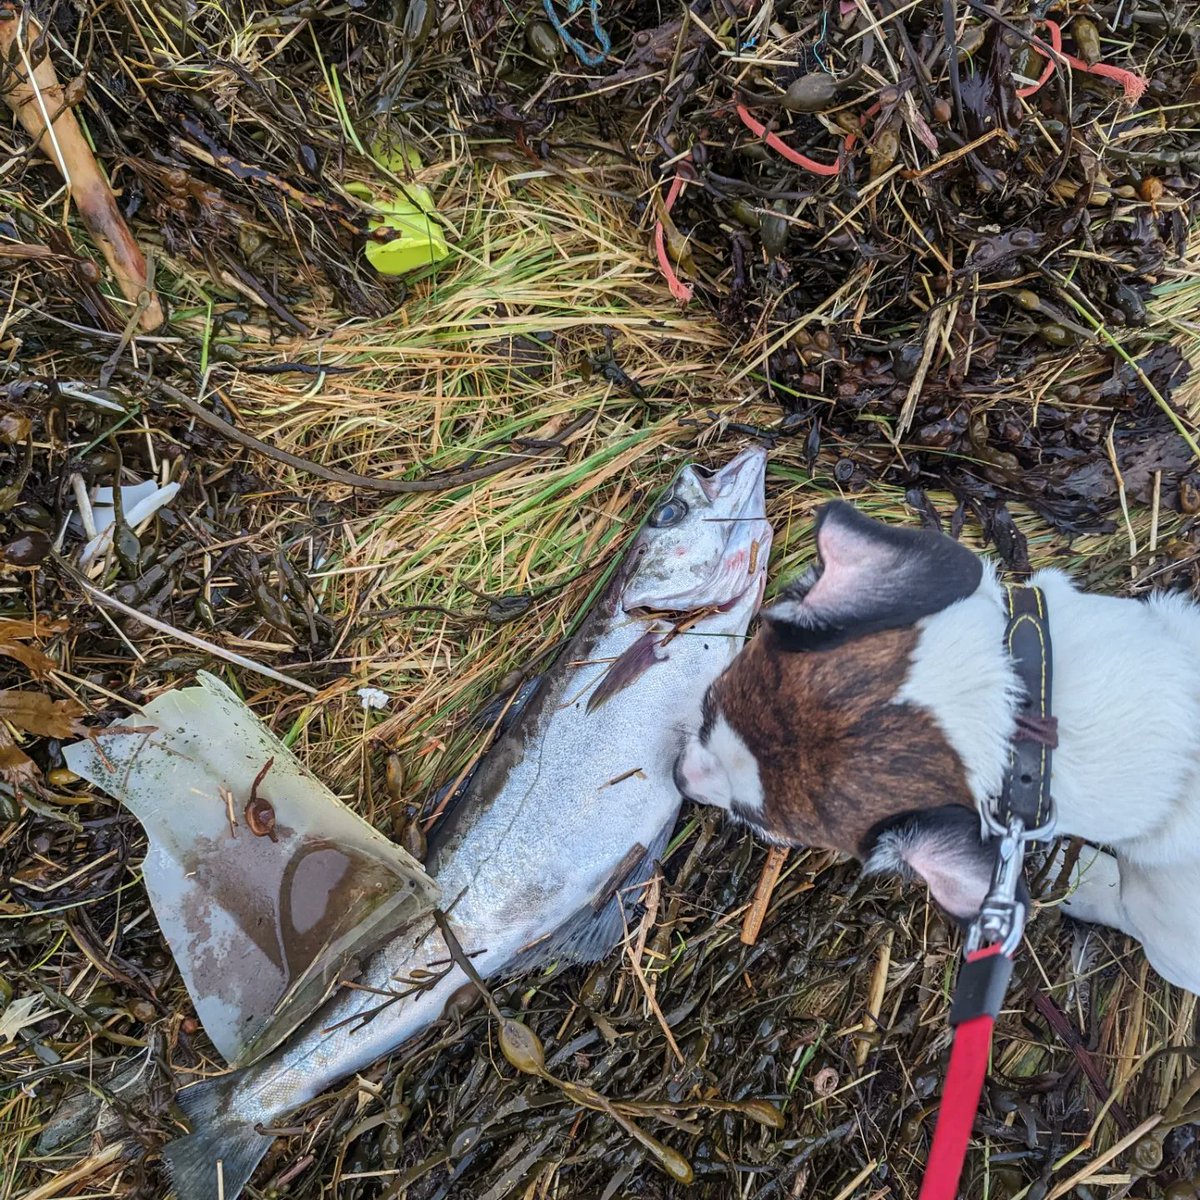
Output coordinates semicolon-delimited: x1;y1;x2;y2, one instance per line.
72;479;181;568
62;672;440;1068
357;686;392;710
653;172;694;304
0;5;164;329
152;447;772;1200
542;0;611;66
349;146;449;276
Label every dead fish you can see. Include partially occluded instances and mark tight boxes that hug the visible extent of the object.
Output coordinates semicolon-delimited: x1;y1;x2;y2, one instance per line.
160;447;773;1200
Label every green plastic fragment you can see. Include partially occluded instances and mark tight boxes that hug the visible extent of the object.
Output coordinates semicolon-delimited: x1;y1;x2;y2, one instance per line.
365;199;449;276
354;145;450;277
371;142;423;175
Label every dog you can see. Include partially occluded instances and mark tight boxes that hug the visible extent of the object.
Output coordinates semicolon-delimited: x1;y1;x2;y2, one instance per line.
673;500;1200;995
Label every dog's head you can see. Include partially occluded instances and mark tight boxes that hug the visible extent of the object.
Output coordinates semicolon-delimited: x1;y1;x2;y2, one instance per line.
673;501;1020;922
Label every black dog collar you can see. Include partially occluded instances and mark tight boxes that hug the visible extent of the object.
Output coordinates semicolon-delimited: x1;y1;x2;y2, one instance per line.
998;584;1057;830
963;584;1058;960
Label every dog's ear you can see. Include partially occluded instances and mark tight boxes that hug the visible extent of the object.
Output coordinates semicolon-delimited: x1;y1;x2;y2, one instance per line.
762;502;982;650
862;806;1008;923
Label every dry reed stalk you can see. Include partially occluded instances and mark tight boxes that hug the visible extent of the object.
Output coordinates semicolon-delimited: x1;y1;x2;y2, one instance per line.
741;845;789;945
855;929;893;1068
0;5;164;329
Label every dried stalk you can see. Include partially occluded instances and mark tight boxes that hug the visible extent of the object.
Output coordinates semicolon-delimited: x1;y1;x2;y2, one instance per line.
741;845;789;945
0;5;164;330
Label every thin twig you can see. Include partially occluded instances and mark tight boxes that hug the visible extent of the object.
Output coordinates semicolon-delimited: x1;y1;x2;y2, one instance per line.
55;555;318;694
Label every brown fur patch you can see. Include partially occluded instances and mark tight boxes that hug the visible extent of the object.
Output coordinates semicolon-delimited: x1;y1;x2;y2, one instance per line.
711;625;972;856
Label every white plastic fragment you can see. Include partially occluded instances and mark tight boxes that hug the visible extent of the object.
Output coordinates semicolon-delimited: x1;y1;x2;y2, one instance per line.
357;687;391;710
68;481;157;539
55;382;126;412
77;481;181;567
63;672;440;1067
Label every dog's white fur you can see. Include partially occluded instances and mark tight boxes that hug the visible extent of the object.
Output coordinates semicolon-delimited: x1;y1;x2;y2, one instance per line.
865;818;994;919
676;715;764;816
904;565;1200;994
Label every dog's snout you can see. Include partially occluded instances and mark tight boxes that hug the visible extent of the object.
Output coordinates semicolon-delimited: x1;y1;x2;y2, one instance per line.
672;752;694;800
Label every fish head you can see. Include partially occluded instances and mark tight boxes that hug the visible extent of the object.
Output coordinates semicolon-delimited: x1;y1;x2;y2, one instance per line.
620;446;772;615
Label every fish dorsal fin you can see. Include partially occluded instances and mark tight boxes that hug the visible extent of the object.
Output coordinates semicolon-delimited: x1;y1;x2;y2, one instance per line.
64;673;440;1067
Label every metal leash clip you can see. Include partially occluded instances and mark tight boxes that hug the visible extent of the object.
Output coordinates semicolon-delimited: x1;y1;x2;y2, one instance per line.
966;802;1057;958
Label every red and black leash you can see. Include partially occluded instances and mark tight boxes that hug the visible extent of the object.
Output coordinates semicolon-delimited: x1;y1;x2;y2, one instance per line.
918;585;1059;1200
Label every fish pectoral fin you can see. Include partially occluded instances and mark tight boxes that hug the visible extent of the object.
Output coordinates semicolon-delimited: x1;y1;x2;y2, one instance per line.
585;629;669;714
503;815;678;975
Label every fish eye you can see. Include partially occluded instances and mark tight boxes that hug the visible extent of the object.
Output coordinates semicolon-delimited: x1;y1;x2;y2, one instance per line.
649;496;689;528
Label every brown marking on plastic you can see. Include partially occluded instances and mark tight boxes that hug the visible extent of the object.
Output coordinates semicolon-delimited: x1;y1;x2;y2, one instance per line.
175;822;410;1034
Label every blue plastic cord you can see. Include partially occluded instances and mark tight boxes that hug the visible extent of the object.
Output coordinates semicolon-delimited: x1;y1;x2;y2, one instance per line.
542;0;611;66
811;8;831;74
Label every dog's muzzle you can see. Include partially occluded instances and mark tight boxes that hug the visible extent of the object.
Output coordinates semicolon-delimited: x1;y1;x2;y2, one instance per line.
672;752;696;802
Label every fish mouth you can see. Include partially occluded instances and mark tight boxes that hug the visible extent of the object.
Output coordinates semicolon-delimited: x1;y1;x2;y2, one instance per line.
693;445;768;504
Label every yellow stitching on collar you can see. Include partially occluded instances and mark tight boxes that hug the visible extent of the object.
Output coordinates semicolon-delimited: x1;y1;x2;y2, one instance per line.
1003;586;1050;824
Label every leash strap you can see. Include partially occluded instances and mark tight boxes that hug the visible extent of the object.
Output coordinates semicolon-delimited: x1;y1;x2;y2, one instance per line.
918;946;1012;1200
918;585;1057;1200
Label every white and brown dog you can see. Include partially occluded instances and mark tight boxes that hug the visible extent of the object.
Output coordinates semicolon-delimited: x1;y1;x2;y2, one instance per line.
673;501;1200;995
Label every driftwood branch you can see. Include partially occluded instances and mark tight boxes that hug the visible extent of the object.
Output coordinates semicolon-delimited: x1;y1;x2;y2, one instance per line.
0;6;164;330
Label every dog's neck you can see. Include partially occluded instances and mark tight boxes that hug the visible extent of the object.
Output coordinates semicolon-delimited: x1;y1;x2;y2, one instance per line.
908;566;1200;865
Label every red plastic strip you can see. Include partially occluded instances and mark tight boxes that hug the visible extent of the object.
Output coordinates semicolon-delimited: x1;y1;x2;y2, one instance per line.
654;172;693;304
1018;19;1148;104
735;104;843;175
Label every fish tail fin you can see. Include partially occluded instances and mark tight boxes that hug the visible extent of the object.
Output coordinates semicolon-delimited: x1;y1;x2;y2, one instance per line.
161;1073;271;1200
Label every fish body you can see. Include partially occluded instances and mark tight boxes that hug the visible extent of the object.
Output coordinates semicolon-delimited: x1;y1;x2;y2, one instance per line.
164;447;772;1200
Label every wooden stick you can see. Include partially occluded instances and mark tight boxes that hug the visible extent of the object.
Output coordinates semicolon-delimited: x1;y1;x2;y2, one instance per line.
740;845;789;945
0;6;164;330
855;929;893;1067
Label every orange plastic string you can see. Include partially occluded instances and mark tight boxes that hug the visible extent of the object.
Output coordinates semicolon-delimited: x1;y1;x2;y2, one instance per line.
1079;58;1149;103
653;172;693;303
1016;19;1062;97
1017;19;1148;104
736;104;844;175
